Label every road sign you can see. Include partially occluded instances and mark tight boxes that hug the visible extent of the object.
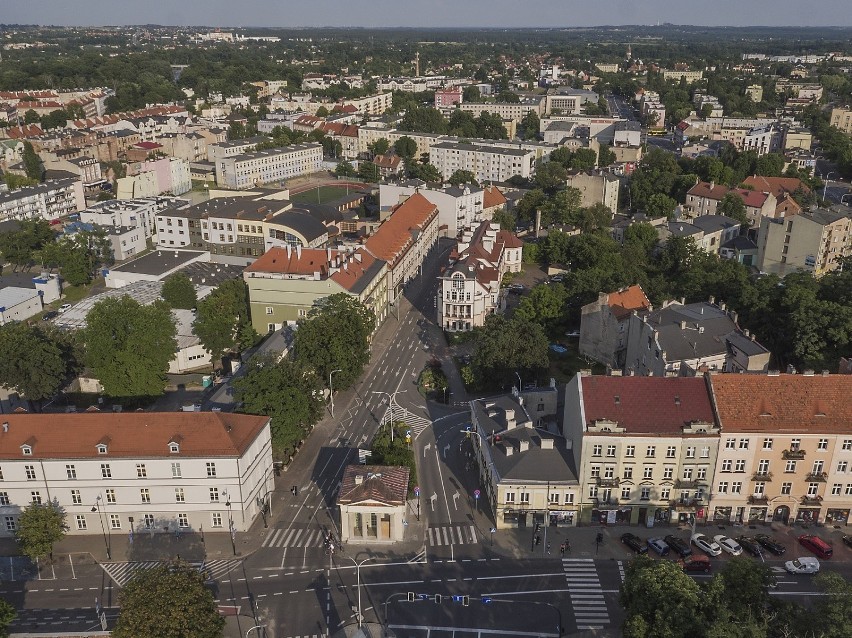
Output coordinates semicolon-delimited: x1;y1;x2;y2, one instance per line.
474;489;481;499
406;430;411;437
414;486;420;497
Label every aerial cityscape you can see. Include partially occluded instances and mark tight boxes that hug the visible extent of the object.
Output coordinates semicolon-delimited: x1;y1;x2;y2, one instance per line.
0;9;851;638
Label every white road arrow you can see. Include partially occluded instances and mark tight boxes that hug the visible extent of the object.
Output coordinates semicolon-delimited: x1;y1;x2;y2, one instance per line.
430;493;438;511
423;442;432;458
452;491;460;511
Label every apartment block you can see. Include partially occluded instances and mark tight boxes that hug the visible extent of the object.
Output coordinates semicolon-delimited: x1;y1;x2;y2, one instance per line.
80;197;188;240
757;208;852;277
829;107;852;135
379;181;485;238
661;69;704;83
709;374;852;526
430;142;535;183
459;99;544;122
215;144;323;190
565;171;620;212
0;412;273;537
579;285;652;369
0;178;85;222
342;93;393;116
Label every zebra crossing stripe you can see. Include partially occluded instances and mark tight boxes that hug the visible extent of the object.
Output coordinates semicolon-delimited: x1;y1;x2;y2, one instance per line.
469;525;476;542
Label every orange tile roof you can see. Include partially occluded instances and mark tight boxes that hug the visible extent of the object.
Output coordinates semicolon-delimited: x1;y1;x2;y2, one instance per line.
338;464;409;506
607;285;651;320
329;248;382;292
244;246;333;276
364;192;438;266
0;412;270;460
483;185;507;209
710;374;852;434
741;176;809;199
687;181;730;201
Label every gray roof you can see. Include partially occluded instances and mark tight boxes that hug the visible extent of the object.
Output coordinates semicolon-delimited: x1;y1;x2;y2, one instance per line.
348;258;387;296
0;178;80;206
690;214;741;234
721;235;757;251
266;210;328;242
804;208;850;226
109;249;205;277
431;141;531;157
226;142;322;163
211;136;269;150
666;222;703;237
167;197;288;221
0;286;39;308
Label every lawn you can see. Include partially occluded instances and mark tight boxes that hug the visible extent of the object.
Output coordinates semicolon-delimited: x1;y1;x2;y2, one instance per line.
290;185;358;204
547;340;606;383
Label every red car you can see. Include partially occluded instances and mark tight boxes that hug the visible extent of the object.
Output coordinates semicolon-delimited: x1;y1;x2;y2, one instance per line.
680;555;712;574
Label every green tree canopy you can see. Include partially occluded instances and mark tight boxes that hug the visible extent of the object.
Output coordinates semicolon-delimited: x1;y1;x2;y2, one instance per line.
294;293;375;392
0;598;15;637
645;192;678;219
717;191;749;225
462;85;481;102
598;144;617;167
16;501;67;561
448;169;478;186
368;137;390;156
569;148;598;171
394;136;418;160
357;160;380;182
334;160;356;178
22;141;43;182
161;273;197;310
519;111;540;140
113;561;224;638
515;283;568;328
193;279;257;362
473;315;549;388
0;323;71;404
85;296;177;397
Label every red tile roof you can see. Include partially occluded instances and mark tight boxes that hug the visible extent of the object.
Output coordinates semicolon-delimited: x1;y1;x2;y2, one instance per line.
710;374;852;434
734;187;770;209
687;181;730;201
0;413;269;459
329;249;383;292
607;285;652;320
580;376;716;435
134;141;163;150
244;246;333;276
483;185;507;209
364;193;438;266
4;124;43;139
338;464;409;506
741;176;809;199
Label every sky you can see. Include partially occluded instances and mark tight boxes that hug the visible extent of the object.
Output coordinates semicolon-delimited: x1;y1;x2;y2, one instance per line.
4;0;852;28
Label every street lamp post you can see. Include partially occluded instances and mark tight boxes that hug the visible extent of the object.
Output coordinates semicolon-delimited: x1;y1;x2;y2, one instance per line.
346;556;375;628
823;171;836;202
371;390;407;442
329;368;342;418
91;496;111;560
841;193;852;206
225;498;236;556
515;371;522;392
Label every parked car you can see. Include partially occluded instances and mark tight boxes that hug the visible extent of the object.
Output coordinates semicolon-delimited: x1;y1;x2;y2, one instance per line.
691;533;722;557
507;284;525;293
664;535;692;558
680;555;712;574
714;535;743;556
549;344;568;354
784;556;820;574
647;537;670;556
41;310;59;321
798;535;833;559
736;536;763;557
621;533;648;554
58;303;72;313
842;535;852;549
754;534;786;556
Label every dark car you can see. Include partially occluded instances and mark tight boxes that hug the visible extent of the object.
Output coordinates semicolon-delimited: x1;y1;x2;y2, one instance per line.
664;534;692;558
842;535;852;549
42;310;59;321
621;533;648;554
680;555;712;574
737;536;763;557
754;534;786;556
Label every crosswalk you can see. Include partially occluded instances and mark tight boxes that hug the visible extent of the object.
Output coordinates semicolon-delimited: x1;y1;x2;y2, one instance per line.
261;527;329;549
100;558;243;587
426;524;478;546
562;558;611;630
381;405;432;439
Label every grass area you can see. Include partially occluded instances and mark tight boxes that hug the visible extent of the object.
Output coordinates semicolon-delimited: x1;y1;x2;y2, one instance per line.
370;421;418;496
290;185;359;204
55;278;101;305
547;340;605;383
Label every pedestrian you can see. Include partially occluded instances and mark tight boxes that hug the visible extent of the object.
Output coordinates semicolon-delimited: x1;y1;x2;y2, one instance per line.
546;541;551;555
560;543;565;555
535;534;541;546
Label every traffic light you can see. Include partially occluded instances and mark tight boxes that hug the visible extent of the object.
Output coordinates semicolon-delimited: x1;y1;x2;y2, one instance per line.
407;592;415;602
434;594;442;604
462;595;470;607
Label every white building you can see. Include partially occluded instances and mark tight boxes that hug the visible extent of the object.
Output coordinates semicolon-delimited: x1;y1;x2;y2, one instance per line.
430;142;536;184
207;137;270;163
458;99;544;122
0;287;42;325
379;181;485;238
0;412;273;537
0;178;85;222
216;144;323;190
80;197;190;242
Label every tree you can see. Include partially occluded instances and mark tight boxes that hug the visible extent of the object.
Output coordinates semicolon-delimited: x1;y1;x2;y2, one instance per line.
161;273;197;310
315;105;330;117
368;137;390;157
407;162;441;182
519;111;540;140
0;598;15;637
462;85;481;102
491;208;516;231
0;323;69;405
193;279;257;363
294;294;375;392
807;571;852;638
15;501;67;562
717;192;749;225
85;296;177;397
357;160;380;182
598;144;617;167
704;558;774;626
645;192;678;218
334;160;356;178
569;148;598;171
22;141;43;182
496;90;520;103
620;555;703;638
754;152;785;177
0;219;54;270
448;169;478;186
473;315;549;388
113;561;224;638
624;222;660;255
233;354;325;453
23;108;40;124
515;283;568;328
394;136;417;160
534;161;567;193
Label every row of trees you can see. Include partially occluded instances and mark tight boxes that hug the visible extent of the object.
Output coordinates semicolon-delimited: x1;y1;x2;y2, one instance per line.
398;105;509;139
234;294;375;458
622;554;851;638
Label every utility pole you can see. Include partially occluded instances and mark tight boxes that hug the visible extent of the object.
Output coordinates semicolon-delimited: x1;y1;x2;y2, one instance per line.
329;369;342;418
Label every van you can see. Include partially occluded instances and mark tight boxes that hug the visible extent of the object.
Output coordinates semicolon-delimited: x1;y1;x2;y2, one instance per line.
798;534;833;559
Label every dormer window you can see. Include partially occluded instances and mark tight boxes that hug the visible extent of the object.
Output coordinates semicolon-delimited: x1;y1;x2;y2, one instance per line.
96;444;108;455
21;445;32;456
169;442;180;454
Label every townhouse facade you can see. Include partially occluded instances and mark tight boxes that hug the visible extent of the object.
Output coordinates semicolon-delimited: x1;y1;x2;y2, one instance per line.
565;171;620;213
709;374;852;527
579;285;653;369
431;142;536;183
829;107;852;135
0;412;273;537
685;181;778;228
215;144;323;190
0;178;86;222
378;181;485;238
564;374;720;525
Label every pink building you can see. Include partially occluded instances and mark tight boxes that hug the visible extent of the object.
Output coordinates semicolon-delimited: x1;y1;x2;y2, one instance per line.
435;87;463;108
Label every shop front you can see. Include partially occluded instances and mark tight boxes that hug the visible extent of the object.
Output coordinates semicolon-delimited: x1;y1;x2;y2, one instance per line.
713;506;732;522
825;508;849;525
591;506;632;525
748;506;767;523
796;507;821;524
548;510;577;527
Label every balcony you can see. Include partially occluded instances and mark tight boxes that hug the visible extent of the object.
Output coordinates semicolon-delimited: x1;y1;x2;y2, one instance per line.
595;477;620;488
782;449;806;460
800;495;823;506
593;497;620;507
670;498;704;510
805;471;827;483
751;472;773;482
675;479;704;490
748;495;769;505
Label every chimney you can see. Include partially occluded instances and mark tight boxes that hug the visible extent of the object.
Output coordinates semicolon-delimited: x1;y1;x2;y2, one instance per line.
519;440;530;453
822;370;830;376
709;180;715;190
731;311;738;324
708;295;715;305
2;422;7;433
744;329;750;337
803;369;815;376
679;297;685;305
505;445;514;456
720;302;726;311
355;474;364;485
680;320;687;329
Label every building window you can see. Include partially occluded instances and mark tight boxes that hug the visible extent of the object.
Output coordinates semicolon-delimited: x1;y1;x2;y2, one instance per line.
519;492;530;504
843;439;852;451
25;465;36;480
76;515;87;531
685;447;696;459
0;467;3;480
731;482;742;494
683;468;693;480
791;438;801;451
646;446;656;458
31;491;42;504
813;460;824;474
136;464;147;478
832;484;842;496
818;438;828;451
177;514;189;529
110;515;121;529
169;443;180;454
721;460;732;472
140;514;153;529
735;460;746;472
785;461;797;473
757;459;770;473
781;482;792;495
660;488;670;500
592;445;602;457
606;445;617;458
564;493;574;505
5;517;15;531
604;466;615;479
265;307;274;315
105;489;116;504
175;488;185;503
66;464;77;480
101;464;111;479
621;487;631;500
725;438;736;449
206;463;217;477
548;493;559;504
140;489;150;504
763;438;773;450
739;439;749;450
590;465;601;478
643;466;653;480
212;513;223;527
718;482;728;493
172;463;182;478
589;486;598;499
96;444;108;455
0;492;8;506
807;483;819;497
210;488;219;503
666;446;676;459
623;467;633;479
663;466;673;480
846;484;852;495
640;488;651;501
625;446;635;458
505;492;515;503
754;482;765;496
839;462;848;473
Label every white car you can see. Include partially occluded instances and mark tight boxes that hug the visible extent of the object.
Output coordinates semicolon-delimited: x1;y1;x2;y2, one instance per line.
713;535;743;556
58;303;72;313
691;533;722;557
785;556;820;574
